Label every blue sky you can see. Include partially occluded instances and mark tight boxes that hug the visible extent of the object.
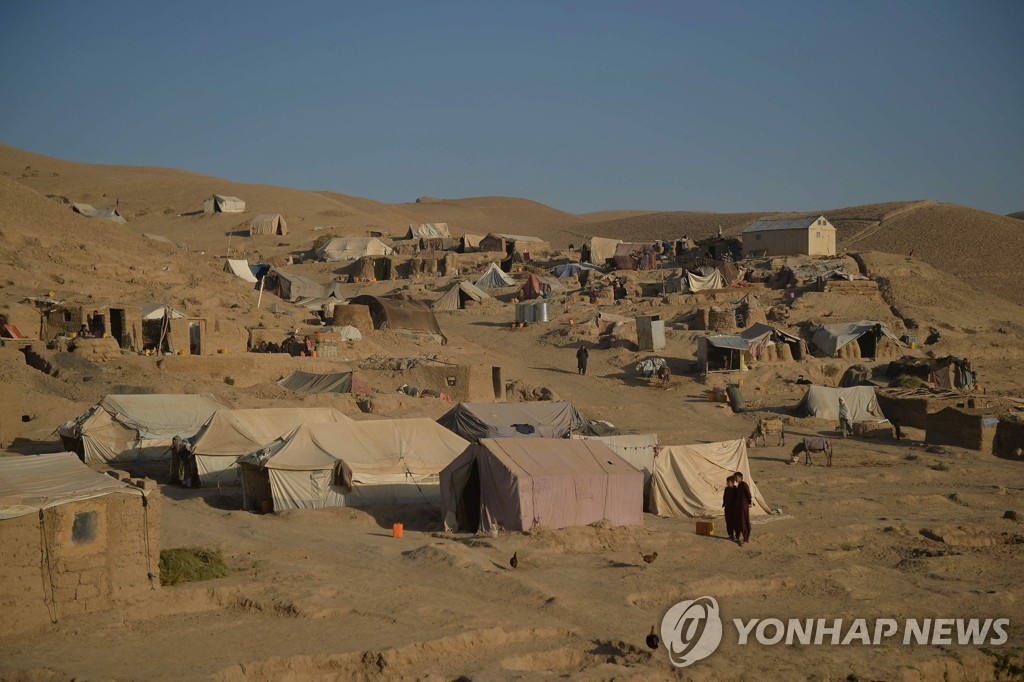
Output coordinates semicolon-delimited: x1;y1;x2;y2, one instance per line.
1;1;1021;214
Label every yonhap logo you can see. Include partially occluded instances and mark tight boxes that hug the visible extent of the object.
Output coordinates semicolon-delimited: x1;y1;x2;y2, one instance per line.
661;596;724;667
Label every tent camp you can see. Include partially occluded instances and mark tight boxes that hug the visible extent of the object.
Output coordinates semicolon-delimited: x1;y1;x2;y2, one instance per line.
71;203;127;224
613;242;657;270
437;401;589;441
403;223;451;239
349;295;446;342
237;420;469;511
432;281;491;311
249;213;288;236
189;407;352;486
811;320;902;358
571;433;659;485
273;270;326;301
203;194;246;213
277;370;371;394
223;259;258;283
58;394;230;465
440;438;644;532
796;385;886;422
649;440;770;518
475;262;515;289
585;237;622;266
316;237;394;262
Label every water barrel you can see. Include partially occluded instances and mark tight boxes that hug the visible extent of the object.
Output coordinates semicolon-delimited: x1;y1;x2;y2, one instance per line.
726;385;745;413
534;301;549;323
516;302;534;323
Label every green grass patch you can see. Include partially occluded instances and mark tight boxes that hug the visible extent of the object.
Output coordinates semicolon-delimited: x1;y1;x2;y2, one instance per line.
159;547;229;586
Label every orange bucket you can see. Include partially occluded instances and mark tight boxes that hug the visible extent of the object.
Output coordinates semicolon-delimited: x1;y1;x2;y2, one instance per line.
392;522;404;538
311;350;318;358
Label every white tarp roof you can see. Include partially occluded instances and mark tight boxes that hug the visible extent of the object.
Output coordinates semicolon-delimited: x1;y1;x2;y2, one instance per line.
475;262;515;289
571;433;658;483
811;320;902;357
191;408;353;458
404;223;451;239
797;385;886;422
649;440;770;518
587;237;622;265
139;304;186;320
0;453;144;520
316;238;394;262
223;259;258;283
686;269;726;292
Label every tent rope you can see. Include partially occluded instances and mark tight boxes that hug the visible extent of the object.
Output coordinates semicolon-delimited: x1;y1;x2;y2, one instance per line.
142;495;156;589
38;510;59;624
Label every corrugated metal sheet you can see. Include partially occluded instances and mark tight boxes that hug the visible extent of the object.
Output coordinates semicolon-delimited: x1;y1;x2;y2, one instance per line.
742;215;824;233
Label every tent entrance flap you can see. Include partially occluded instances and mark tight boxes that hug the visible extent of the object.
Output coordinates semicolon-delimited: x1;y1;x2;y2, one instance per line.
456;458;482;532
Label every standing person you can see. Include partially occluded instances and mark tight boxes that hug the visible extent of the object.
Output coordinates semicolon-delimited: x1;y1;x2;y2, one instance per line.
576;344;589;375
732;472;753;546
838;397;852;438
722;476;737;541
170;436;188;486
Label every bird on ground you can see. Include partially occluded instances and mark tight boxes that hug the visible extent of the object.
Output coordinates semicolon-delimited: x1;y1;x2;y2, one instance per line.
640;551;658;565
646;626;660;650
509;552;518;569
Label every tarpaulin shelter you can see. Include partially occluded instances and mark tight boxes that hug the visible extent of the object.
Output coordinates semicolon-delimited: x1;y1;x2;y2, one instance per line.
203;194;246;213
686;269;726;292
740;322;802;361
316;237;394;262
475;263;515;289
796;385;885;422
71;203;127;224
403;223;450;239
274;270;326;301
432;281;491;311
189;407;352;486
349;295;446;342
648;439;770;518
139;304;186;320
440;438;644;532
223;258;258;283
277;370;371;395
249;213;288;236
480;233;550;256
586;237;621;266
519;273;545;300
571;433;659;485
461;234;484;253
811;321;902;358
437;401;589;441
696;335;750;372
58;394;230;465
237;420;469;511
551;262;601;278
613;242;656;270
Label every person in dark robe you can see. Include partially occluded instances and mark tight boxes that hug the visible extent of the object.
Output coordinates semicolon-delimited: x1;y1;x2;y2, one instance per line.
722;476;737;541
732;471;753;546
576;345;589;375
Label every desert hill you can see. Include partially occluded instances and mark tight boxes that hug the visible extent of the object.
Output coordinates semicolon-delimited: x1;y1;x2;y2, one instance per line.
1009;211;1024;220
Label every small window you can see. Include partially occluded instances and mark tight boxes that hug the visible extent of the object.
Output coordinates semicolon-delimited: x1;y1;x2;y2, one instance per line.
755;234;762;240
816;231;821;238
71;511;98;545
446;376;457;387
819;219;825;226
63;311;73;322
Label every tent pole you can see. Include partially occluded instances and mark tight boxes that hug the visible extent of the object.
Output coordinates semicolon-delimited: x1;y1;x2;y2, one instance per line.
256;276;265;308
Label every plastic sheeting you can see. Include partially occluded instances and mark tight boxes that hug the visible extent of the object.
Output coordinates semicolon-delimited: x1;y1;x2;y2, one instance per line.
649;439;769;518
613;242;656;270
0;452;146;520
437;401;590;441
686;269;726;292
587;237;621;265
191;408;352;486
237;420;469;510
277;371;365;394
349;295;446;341
796;385;885;422
223;259;258;283
811;320;902;357
440;438;644;532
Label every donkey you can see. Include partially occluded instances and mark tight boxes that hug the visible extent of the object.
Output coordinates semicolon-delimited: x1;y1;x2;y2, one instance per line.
791;437;833;467
747;418;785;447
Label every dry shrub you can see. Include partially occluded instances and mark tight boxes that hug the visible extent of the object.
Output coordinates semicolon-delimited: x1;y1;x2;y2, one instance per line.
159;547;229;586
890;374;927;388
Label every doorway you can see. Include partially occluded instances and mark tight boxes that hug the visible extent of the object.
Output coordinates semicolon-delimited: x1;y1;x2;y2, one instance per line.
189;322;201;355
492;367;504;400
109;309;126;348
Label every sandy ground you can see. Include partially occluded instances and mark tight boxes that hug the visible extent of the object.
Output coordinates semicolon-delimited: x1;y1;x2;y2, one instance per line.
1;145;1023;679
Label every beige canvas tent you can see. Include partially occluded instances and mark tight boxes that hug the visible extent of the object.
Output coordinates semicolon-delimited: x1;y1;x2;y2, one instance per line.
190;408;353;486
796;385;886;422
203;194;246;213
586;237;622;265
440;438;644;532
475;262;515;289
274;270;326;301
249;213;288;236
571;433;659;485
461;234;484;252
649;439;770;518
403;223;451;239
316;237;394;262
58;394;230;465
433;281;491;311
237;420;469;511
811;320;902;359
222;259;258;283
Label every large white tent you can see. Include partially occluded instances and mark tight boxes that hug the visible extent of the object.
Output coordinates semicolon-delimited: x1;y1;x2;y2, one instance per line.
238;420;469;511
649;439;770;518
316;237;394;262
190;408;352;486
796;385;885;422
223;259;258;283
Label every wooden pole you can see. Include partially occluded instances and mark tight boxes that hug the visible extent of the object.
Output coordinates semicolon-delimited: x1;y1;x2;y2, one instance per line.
256;275;266;308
